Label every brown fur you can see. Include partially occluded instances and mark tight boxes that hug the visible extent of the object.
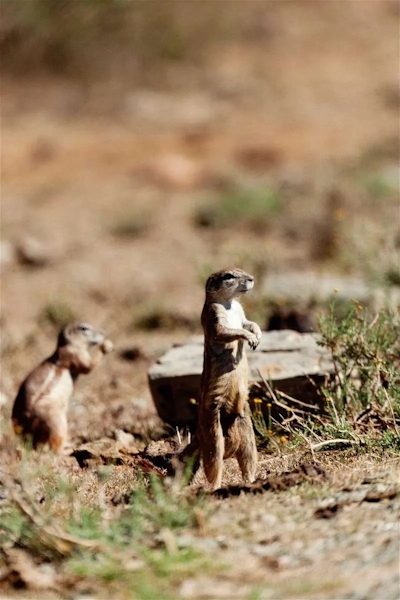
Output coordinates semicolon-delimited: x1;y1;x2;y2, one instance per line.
12;323;113;452
198;268;261;490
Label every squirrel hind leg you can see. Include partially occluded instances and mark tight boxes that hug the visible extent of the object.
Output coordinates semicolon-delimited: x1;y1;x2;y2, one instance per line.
49;421;67;453
40;415;68;453
235;414;258;484
48;432;66;453
29;417;51;449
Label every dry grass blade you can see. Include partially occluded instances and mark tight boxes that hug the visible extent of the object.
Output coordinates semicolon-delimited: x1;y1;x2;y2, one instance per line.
281;414;298;427
383;388;400;437
367;313;380;330
272;397;307;416
311;439;361;451
256;368;279;403
276;390;317;411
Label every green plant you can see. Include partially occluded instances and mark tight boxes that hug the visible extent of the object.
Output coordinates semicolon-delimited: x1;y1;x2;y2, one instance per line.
40;299;77;328
130;474;204;534
248;305;400;452
365;174;397;200
132;305;197;332
110;212;152;239
252;397;272;438
318;303;400;414
194;186;283;232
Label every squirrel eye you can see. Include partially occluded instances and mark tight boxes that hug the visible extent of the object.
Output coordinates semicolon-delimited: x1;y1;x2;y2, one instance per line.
77;324;91;331
221;273;235;281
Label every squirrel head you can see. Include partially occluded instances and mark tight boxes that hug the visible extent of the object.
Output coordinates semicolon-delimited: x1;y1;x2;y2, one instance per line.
205;268;254;302
57;322;105;349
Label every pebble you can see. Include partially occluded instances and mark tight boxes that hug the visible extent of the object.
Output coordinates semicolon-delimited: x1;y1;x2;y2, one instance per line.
114;429;135;447
16;236;51;267
0;392;9;409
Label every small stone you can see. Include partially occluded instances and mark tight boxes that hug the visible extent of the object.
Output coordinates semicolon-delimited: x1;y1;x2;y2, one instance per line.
114;429;135;447
144;438;180;456
16;237;50;267
259;513;278;526
124;558;145;572
139;154;203;191
0;392;9;409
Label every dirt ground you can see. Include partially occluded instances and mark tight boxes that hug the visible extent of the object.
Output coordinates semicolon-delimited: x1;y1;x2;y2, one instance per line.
1;2;399;599
0;450;399;600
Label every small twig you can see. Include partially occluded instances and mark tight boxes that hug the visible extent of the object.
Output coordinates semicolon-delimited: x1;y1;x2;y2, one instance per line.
272;416;290;432
257;369;279;403
275;390;316;411
297;431;315;459
176;427;182;446
313;414;332;428
330;357;346;411
272;397;307;416
327;396;342;427
257;371;318;443
355;406;372;424
273;411;322;443
367;313;380;330
301;421;324;442
311;438;360;451
281;409;323;442
300;371;320;389
383;388;400;437
281;414;298;427
334;428;360;443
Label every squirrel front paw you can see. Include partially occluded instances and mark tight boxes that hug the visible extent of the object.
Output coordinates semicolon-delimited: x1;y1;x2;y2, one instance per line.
100;339;114;354
245;332;259;350
252;323;262;342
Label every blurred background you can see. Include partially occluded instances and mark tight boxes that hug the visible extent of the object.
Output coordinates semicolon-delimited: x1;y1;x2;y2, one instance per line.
1;1;399;436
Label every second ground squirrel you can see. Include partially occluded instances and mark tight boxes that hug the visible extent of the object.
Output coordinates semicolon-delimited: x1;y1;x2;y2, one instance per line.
12;322;113;452
199;268;261;490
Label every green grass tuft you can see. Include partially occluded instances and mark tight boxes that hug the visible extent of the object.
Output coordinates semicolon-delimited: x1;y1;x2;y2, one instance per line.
194;186;283;232
40;299;77;328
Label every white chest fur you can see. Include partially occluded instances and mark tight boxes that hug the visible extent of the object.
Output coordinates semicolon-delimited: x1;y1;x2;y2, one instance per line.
36;369;74;411
52;369;74;403
225;300;245;329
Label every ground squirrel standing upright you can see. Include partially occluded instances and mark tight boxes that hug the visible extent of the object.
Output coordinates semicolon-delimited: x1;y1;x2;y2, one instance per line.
199;268;261;490
12;323;113;452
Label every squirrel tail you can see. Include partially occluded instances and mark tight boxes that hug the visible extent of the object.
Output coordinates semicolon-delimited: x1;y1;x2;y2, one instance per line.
200;406;224;490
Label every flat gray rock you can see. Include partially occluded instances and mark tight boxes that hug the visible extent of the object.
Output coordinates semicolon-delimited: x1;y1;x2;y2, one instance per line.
148;331;333;427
